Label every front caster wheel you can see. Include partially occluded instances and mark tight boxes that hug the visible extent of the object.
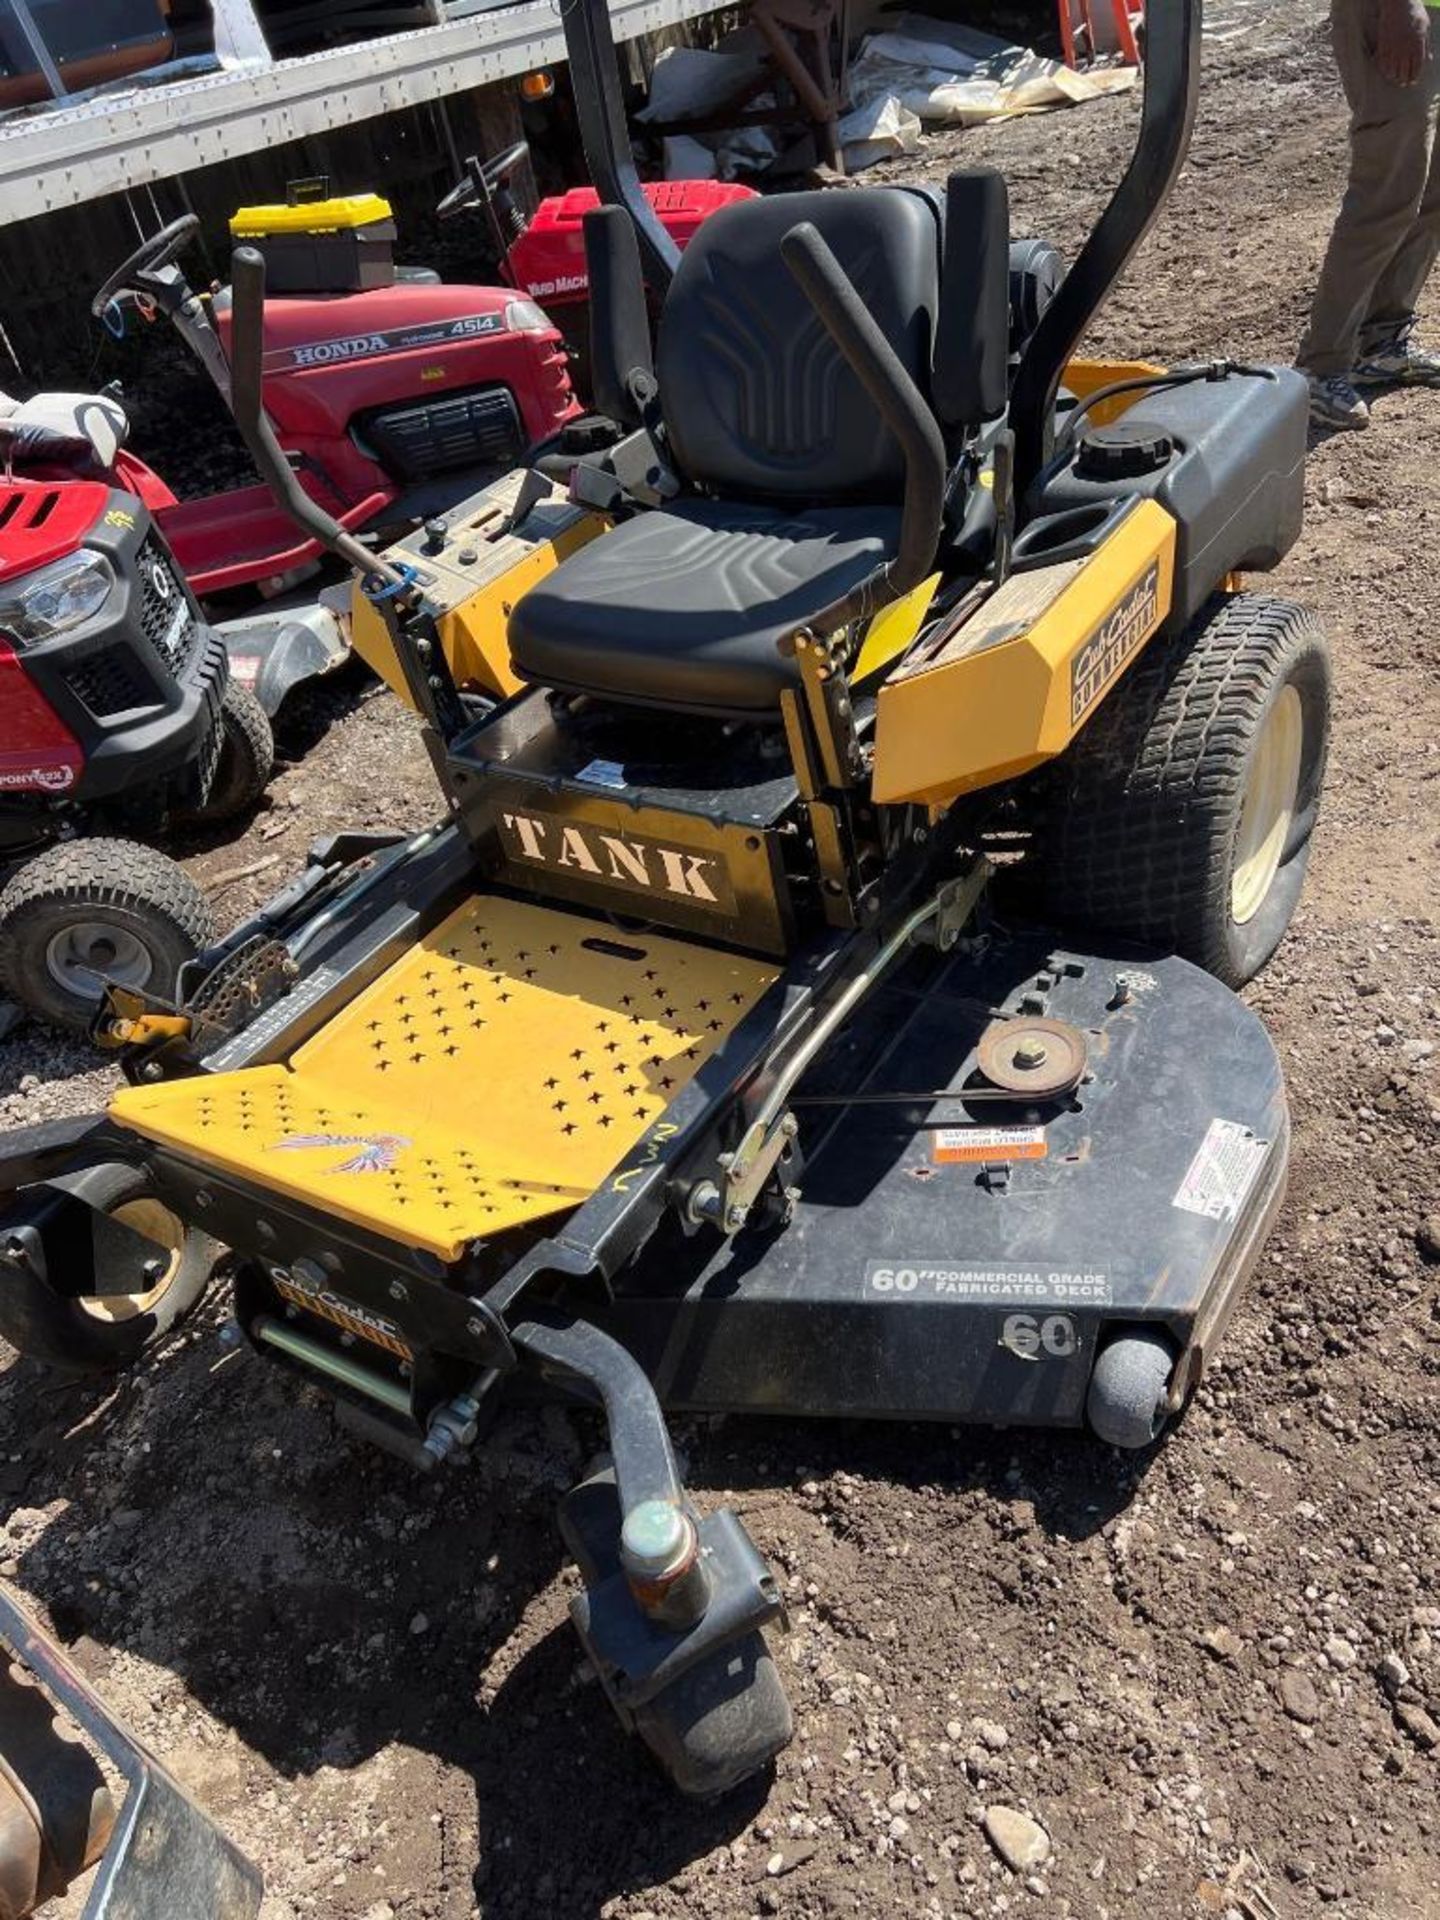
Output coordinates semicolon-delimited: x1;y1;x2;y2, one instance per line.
560;1467;792;1797
0;1162;225;1373
633;1630;793;1798
1087;1326;1179;1449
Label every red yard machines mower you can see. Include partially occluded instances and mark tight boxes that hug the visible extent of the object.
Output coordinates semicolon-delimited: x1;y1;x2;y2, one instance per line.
436;137;753;357
0;0;1327;1866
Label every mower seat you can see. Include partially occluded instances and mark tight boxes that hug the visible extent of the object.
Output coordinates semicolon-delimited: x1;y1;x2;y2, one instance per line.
509;184;1002;717
507;498;900;712
1;391;129;472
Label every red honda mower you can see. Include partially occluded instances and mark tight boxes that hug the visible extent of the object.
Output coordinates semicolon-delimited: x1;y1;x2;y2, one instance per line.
0;423;273;1034
93;194;577;603
93;165;751;606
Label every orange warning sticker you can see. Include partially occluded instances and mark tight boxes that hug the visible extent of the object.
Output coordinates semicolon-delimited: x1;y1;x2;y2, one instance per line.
933;1126;1048;1164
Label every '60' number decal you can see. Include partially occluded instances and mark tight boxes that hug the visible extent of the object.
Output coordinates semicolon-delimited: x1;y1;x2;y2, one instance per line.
869;1267;920;1292
1000;1313;1078;1359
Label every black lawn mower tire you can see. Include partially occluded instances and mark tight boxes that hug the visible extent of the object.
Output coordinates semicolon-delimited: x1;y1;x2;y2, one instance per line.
0;1161;225;1373
632;1629;794;1798
1041;592;1330;987
192;679;274;824
0;839;214;1033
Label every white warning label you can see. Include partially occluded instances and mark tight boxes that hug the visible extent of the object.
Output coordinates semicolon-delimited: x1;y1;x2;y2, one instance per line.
933;1125;1047;1164
1172;1118;1267;1222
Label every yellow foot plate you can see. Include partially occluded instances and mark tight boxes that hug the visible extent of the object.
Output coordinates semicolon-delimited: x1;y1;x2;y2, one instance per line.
111;896;778;1260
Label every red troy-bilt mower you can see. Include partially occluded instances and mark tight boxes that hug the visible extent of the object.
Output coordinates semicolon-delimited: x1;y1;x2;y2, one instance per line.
0;408;273;1033
97;168;750;610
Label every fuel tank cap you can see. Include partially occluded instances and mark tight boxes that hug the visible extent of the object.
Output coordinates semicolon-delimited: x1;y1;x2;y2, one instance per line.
1074;418;1176;481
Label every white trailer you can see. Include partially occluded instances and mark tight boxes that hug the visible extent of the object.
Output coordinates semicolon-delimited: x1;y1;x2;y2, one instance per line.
0;0;723;226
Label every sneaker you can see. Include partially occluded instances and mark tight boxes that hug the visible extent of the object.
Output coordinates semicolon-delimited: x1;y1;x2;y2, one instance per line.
1307;373;1370;430
1354;319;1440;387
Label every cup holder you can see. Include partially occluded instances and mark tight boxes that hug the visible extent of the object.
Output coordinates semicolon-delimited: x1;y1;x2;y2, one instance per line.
1011;499;1129;570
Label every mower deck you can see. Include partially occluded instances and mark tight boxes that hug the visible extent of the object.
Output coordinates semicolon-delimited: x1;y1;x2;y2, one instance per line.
110;894;777;1259
605;930;1289;1428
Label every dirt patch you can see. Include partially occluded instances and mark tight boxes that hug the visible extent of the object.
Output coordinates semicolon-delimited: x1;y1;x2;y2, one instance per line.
4;6;1440;1917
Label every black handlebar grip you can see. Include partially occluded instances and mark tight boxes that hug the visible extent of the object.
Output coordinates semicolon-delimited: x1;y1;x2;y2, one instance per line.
229;247;266;441
934;170;1011;427
780;221;946;607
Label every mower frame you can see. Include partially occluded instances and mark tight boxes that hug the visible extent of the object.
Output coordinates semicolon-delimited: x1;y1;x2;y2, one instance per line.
0;1584;262;1918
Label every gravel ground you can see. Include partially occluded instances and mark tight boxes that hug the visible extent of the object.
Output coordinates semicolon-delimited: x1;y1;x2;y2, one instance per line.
4;5;1440;1917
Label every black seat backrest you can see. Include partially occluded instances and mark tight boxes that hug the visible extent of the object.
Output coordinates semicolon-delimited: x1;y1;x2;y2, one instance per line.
655;188;942;506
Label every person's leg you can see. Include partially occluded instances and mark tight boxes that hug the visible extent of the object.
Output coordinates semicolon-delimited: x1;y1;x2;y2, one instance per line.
1352;19;1440;378
1297;0;1437;383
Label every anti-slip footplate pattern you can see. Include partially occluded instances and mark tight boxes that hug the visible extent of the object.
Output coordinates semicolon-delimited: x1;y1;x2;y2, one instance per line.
110;896;777;1260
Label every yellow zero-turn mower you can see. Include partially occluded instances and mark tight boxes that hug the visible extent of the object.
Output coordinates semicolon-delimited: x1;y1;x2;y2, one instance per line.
0;0;1327;1834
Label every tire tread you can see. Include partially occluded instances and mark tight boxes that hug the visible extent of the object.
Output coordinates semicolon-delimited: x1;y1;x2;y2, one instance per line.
1041;592;1328;981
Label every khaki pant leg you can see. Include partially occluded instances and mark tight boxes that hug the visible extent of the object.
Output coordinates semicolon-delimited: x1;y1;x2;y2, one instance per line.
1363;12;1440;339
1297;0;1440;375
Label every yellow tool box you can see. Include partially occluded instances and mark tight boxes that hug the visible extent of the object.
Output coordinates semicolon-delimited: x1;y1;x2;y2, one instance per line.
229;184;397;293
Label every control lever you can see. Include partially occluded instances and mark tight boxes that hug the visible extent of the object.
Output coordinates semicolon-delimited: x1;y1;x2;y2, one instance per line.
501;466;554;537
229;247;402;588
781;222;945;628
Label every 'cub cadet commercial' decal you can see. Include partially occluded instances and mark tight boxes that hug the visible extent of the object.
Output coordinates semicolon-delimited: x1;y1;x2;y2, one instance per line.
1070;560;1162;725
497;810;738;915
272;1264;412;1360
263;310;505;374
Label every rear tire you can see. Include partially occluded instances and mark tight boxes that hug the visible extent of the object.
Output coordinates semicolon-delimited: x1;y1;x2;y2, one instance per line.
0;839;214;1033
194;680;274;824
0;1162;224;1372
1041;593;1330;987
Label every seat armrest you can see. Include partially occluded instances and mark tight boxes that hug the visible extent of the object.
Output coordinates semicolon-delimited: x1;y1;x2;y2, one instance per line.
780;221;946;626
583;206;656;430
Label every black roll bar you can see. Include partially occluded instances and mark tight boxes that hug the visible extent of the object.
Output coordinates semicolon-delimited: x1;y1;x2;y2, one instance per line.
557;0;681;295
1010;0;1204;501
